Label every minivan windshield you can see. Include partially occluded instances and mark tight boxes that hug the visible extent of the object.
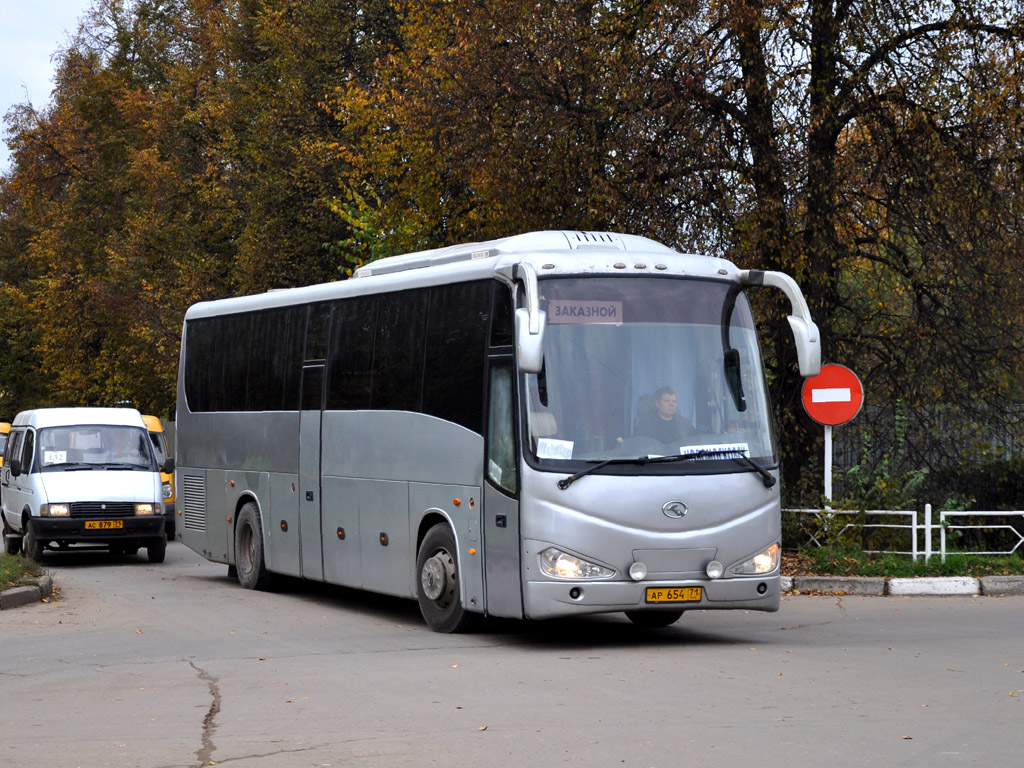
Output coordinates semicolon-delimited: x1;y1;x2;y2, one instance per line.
36;425;157;471
524;276;776;475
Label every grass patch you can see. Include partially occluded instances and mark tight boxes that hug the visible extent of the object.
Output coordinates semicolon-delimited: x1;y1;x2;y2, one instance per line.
0;552;46;590
784;547;1024;578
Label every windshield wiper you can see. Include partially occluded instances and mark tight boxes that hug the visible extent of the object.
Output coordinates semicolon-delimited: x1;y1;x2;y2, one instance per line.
100;462;146;470
557;456;660;490
557;448;777;490
46;462;99;471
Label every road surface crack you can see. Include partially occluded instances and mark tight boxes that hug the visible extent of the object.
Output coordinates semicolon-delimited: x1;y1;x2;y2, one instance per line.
190;661;221;768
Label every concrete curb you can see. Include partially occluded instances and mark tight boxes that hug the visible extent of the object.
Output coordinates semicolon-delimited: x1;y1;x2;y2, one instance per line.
980;575;1024;595
783;575;1024;597
0;572;53;610
887;576;979;595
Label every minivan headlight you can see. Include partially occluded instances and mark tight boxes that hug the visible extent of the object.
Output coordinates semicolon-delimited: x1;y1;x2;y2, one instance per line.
41;503;70;517
162;482;173;500
730;543;780;575
135;503;155;516
540;548;615;579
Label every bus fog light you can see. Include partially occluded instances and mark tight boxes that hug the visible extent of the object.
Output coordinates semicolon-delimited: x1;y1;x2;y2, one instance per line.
629;562;647;581
705;560;724;579
730;543;780;575
540;548;615;579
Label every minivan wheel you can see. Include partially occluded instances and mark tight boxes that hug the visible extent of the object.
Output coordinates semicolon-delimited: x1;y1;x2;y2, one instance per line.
2;516;21;555
147;534;167;564
23;520;45;562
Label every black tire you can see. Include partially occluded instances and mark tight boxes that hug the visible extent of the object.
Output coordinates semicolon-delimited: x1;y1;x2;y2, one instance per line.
416;524;475;633
23;519;44;562
147;534;167;564
234;503;271;590
2;515;21;555
625;609;684;628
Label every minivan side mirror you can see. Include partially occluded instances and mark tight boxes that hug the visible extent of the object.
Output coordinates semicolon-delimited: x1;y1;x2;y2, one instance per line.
163;457;175;474
9;459;21;477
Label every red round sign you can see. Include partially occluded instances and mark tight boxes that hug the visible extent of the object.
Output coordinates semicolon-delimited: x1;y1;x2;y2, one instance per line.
801;364;864;426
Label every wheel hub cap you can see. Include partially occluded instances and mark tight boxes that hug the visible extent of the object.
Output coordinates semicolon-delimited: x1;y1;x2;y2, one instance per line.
421;554;449;601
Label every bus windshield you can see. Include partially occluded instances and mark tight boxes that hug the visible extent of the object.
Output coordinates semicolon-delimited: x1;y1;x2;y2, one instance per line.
525;276;776;472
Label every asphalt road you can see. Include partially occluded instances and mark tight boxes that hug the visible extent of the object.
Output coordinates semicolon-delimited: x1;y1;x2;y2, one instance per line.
2;542;1022;768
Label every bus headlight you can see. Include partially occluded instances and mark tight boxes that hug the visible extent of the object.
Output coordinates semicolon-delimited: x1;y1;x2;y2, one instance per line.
540;548;615;579
41;504;70;517
135;504;155;516
730;543;780;575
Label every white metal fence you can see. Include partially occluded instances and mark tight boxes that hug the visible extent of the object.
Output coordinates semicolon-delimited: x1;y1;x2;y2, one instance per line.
783;506;1024;562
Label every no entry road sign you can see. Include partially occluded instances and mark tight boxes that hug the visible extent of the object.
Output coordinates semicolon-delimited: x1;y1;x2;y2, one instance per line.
801;364;864;426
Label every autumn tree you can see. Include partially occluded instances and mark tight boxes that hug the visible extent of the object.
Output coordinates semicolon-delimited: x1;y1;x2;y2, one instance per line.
326;0;1024;497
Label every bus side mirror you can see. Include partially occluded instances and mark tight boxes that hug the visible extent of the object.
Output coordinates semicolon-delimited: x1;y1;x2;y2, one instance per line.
515;308;546;374
163;457;175;474
787;315;821;378
9;459;21;477
740;269;822;377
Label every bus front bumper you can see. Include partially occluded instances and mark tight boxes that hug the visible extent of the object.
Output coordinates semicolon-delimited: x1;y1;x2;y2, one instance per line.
523;574;780;620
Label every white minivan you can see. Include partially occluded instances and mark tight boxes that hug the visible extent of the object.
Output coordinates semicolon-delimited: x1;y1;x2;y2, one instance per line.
0;407;174;562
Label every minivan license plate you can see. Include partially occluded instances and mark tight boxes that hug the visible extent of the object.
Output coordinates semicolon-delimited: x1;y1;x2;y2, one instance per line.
645;586;702;603
85;520;123;530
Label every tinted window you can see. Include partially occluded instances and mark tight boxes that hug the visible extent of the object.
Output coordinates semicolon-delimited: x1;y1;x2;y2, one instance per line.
371;289;428;411
248;307;303;411
305;303;332;362
326;296;377;410
423;281;490;432
490;283;514;347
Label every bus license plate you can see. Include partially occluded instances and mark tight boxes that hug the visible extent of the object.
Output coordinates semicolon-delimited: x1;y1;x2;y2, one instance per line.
85;520;123;530
645;586;702;603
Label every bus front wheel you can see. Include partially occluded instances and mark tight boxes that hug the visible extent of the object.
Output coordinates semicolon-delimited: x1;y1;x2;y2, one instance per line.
625;609;684;628
416;524;474;633
235;503;272;590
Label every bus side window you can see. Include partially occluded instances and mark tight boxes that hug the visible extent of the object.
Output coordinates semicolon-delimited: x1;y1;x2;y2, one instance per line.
486;362;517;495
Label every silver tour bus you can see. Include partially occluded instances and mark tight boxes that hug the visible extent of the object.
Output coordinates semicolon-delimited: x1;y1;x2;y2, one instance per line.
175;231;820;632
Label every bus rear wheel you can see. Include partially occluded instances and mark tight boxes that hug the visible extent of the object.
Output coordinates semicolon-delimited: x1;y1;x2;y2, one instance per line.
416;524;474;633
625;609;684;628
235;503;272;590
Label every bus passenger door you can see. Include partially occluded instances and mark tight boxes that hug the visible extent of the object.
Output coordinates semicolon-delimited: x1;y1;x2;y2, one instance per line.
482;360;524;619
299;363;325;581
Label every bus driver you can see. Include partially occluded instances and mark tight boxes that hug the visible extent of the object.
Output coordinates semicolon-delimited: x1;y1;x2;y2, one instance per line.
634;386;695;444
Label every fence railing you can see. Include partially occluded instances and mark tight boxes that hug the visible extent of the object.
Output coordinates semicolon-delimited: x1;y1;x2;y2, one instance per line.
782;506;1024;562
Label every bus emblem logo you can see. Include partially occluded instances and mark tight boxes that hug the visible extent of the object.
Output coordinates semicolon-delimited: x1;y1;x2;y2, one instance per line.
662;501;688;519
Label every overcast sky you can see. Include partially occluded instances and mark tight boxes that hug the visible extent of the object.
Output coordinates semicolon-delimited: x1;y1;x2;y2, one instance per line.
0;1;94;172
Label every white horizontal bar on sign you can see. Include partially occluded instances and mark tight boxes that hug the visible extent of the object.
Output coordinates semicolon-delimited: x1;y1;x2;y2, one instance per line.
811;387;851;403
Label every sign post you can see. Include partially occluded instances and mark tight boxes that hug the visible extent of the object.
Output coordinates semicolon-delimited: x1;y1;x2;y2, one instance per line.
801;364;864;500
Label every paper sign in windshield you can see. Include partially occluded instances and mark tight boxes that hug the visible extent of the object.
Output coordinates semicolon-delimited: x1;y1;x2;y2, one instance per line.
44;451;67;465
536;438;574;460
548;300;623;324
679;443;749;460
